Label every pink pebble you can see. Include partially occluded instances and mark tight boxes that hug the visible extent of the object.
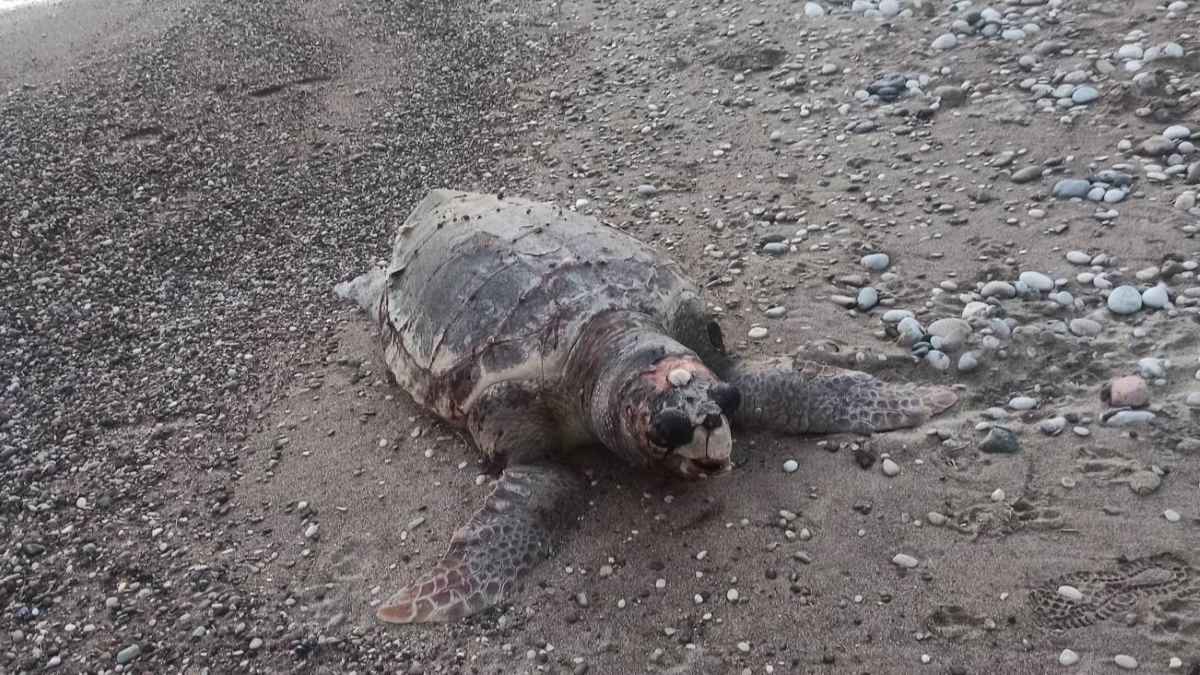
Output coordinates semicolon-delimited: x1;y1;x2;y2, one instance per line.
1109;375;1149;408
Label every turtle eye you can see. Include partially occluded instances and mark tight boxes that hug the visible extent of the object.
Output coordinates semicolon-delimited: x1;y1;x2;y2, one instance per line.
650;409;694;449
709;383;741;417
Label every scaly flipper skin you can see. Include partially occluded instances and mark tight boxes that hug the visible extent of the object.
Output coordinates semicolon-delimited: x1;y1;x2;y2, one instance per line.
723;356;958;434
376;462;581;623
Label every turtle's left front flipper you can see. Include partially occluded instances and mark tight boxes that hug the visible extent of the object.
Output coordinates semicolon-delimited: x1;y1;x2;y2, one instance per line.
722;357;958;435
376;461;581;623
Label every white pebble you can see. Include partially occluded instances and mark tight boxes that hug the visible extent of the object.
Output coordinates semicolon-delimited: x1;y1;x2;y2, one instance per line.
1057;585;1083;601
783;459;799;474
1114;654;1138;670
1164;509;1181;522
882;458;901;477
1059;649;1080;666
892;553;919;568
991;488;1006;502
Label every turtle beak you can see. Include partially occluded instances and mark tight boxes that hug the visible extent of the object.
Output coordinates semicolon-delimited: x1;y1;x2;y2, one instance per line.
671;418;733;479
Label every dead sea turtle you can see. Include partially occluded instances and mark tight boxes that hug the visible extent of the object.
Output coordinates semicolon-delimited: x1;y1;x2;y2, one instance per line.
335;189;957;624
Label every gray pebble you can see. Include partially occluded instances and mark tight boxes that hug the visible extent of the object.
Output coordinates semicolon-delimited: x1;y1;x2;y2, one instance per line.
862;253;890;271
1018;271;1054;292
897;317;925;345
857;287;879;310
927;318;972;350
1107;285;1143;314
1040;416;1067;435
1011;166;1043;183
116;645;141;665
1072;86;1100;104
925;350;951;370
980;427;1021;454
1128;470;1162;496
1009;396;1038;410
1142;285;1170;309
981;281;1017;299
1105;410;1156;426
957;351;979;372
1053;178;1092;199
1069;318;1103;336
931;33;958;50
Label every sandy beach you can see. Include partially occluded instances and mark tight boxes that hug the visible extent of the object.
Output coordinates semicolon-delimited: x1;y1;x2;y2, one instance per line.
1;0;1199;673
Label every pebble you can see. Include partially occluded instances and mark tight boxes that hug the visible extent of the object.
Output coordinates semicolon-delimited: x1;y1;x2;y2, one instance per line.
1105;410;1155;426
1114;654;1138;670
1011;166;1043;183
892;553;919;568
1018;271;1055;292
1187;392;1200;407
1058;585;1084;601
783;459;799;473
1128;470;1162;496
1066;250;1092;265
748;326;769;339
1142;285;1169;309
980;426;1021;453
1040;416;1067;435
957;352;979;372
1164;125;1192;141
925;350;950;371
882;458;901;477
981;281;1017;299
932;33;958;50
897;317;925;345
857;287;879;310
1009;396;1038;411
928;318;972;350
116;645;141;665
1069;318;1103;337
991;488;1006;502
1058;649;1080;666
1107;286;1143;314
804;1;826;16
1164;509;1181;522
1109;376;1149;407
862;253;890;271
1053;178;1092;199
1072;86;1100;104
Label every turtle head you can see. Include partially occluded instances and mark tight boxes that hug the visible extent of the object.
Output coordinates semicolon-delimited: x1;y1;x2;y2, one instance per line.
616;356;741;480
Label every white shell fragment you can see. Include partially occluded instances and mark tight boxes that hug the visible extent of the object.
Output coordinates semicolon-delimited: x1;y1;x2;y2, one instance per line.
668;368;693;387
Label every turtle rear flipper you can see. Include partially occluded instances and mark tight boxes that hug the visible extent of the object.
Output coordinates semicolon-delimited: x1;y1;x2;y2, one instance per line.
377;462;580;623
724;357;958;434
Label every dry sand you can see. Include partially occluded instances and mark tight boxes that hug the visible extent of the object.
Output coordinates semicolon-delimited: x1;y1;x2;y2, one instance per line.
2;0;1199;673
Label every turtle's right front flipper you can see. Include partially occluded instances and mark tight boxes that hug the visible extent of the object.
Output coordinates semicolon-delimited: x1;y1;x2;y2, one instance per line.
376;461;581;624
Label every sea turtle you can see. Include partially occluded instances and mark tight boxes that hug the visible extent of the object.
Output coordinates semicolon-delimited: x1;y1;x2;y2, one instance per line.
335;189;957;624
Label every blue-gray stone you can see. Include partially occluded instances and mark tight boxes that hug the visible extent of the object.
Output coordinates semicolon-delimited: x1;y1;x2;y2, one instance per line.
862;253;891;271
1142;285;1169;308
1107;285;1143;314
1053;178;1092;199
857;287;879;310
1072;86;1100;104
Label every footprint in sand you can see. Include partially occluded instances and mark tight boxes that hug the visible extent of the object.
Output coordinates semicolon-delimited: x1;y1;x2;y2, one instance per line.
1029;553;1200;641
